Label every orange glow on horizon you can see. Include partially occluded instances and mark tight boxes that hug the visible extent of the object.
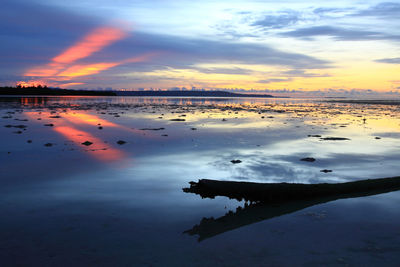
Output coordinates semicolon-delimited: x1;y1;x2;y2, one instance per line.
16;80;49;87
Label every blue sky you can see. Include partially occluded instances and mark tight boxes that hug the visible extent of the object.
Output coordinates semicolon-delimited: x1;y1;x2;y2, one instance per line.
1;0;399;93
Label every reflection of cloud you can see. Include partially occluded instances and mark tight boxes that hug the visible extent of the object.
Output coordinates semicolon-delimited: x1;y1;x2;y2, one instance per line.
53;126;125;162
61;111;157;137
62;113;120;127
25;111;127;162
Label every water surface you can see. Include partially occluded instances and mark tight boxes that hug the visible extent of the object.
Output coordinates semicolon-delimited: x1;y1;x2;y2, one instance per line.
1;96;400;266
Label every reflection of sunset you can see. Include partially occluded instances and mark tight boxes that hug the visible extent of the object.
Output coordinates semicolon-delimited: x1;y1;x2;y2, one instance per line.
62;113;119;127
24;110;126;162
53;126;125;162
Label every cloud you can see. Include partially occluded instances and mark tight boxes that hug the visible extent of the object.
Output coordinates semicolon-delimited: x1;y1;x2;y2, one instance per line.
109;31;330;70
0;0;99;76
251;11;300;29
257;78;292;84
354;2;400;18
280;26;400;41
52;27;127;64
0;0;331;89
313;7;353;15
193;67;253;75
375;57;400;64
282;69;330;77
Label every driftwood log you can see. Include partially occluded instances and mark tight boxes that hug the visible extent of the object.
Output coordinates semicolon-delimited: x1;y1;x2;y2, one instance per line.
183;177;400;241
183;177;400;203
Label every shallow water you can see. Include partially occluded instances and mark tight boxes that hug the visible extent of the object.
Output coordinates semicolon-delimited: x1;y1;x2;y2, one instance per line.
1;96;400;266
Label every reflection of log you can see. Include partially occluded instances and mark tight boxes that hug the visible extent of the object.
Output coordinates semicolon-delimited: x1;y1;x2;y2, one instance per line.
183;177;400;203
183;177;400;242
184;200;324;242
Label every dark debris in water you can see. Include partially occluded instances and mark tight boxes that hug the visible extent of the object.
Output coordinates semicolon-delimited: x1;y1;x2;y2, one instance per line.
140;127;165;131
300;157;316;162
320;137;350;141
81;141;93;146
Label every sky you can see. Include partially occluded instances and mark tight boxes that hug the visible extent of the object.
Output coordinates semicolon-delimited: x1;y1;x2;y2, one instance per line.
1;0;400;94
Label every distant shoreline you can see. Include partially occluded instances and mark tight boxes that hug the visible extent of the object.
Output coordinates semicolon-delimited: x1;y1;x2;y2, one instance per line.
115;90;274;98
0;87;116;96
326;99;400;105
0;87;276;98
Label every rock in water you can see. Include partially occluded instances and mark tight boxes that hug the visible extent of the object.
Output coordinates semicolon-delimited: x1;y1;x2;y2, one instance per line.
301;157;316;162
81;141;93;146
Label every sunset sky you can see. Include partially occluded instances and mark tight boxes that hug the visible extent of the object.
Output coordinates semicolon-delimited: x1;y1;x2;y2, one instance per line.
1;0;399;93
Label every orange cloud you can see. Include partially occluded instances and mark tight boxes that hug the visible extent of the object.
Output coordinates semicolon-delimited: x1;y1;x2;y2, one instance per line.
57;82;85;87
52;27;127;64
22;25;160;88
24;63;63;77
56;53;158;78
57;62;120;77
23;26;128;82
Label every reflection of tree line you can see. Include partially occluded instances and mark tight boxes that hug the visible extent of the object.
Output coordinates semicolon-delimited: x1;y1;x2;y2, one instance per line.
183;177;400;242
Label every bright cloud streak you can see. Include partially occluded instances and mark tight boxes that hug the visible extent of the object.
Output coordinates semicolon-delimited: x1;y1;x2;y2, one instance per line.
56;53;159;77
22;25;151;86
57;62;120;77
52;27;127;64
